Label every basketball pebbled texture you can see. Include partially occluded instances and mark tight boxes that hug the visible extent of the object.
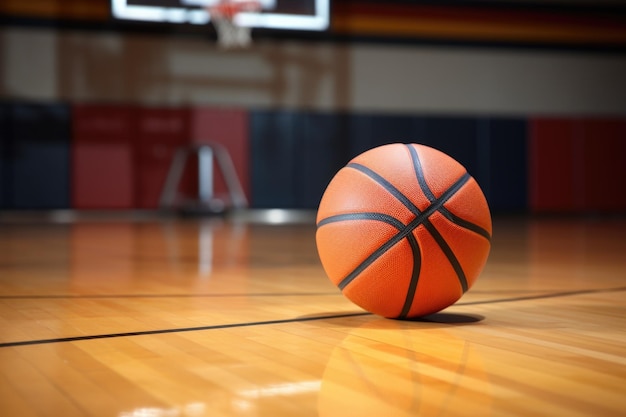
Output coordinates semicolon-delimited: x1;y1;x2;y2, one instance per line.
316;143;492;319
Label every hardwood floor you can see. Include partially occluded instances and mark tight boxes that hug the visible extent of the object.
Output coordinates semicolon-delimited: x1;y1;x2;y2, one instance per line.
0;214;625;416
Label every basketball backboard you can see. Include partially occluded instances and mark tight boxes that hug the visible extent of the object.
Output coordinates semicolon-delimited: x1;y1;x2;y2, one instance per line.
111;0;330;30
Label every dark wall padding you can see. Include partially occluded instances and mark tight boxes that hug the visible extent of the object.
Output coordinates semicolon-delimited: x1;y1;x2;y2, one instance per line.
0;103;8;209
251;111;530;212
251;110;352;208
250;110;299;208
1;100;623;214
530;117;626;213
2;103;71;209
479;117;528;212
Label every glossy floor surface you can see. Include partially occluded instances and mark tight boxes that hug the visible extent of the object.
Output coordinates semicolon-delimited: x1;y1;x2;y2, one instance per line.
0;214;625;416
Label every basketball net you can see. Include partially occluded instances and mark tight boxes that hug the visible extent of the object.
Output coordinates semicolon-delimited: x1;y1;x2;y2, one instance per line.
207;0;261;49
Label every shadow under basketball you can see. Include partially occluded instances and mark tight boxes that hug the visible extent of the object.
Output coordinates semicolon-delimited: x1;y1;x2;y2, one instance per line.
296;311;484;326
409;312;485;324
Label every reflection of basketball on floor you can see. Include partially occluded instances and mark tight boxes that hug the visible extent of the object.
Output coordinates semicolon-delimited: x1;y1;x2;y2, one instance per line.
318;319;492;417
316;143;492;319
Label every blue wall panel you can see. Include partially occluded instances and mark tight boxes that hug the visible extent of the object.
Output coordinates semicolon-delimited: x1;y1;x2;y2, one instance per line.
0;103;8;209
251;111;351;209
482;117;528;212
250;110;299;208
418;116;480;179
250;111;529;212
348;113;421;158
295;112;351;208
6;103;71;209
348;114;482;179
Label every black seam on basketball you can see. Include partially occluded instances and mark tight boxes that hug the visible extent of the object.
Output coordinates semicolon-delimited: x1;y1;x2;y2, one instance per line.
336;162;473;302
406;144;491;241
347;163;421;214
336;170;470;293
418;174;472;294
337;216;421;290
423;221;469;292
317;212;422;319
398;232;421;319
407;144;436;201
438;208;492;241
316;212;403;229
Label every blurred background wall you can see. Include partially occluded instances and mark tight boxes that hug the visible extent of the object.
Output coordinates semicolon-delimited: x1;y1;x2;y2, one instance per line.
1;0;625;213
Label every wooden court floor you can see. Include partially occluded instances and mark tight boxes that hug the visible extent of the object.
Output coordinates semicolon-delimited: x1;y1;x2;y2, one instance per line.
0;213;625;417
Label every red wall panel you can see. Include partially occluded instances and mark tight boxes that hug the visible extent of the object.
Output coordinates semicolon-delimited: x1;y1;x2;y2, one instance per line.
190;107;250;204
529;118;579;213
72;104;136;209
72;104;250;210
135;107;191;209
580;118;626;212
530;117;626;213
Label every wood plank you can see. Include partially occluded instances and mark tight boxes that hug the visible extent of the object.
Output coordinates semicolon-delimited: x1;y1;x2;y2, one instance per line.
0;215;625;416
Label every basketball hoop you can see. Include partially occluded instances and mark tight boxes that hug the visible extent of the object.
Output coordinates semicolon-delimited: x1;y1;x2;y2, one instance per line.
207;0;262;49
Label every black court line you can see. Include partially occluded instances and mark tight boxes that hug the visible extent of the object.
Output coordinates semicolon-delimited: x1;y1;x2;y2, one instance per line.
457;286;626;306
0;292;340;300
0;312;371;348
1;286;624;348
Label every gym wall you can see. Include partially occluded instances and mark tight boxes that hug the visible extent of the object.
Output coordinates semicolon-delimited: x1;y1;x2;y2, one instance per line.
1;12;625;213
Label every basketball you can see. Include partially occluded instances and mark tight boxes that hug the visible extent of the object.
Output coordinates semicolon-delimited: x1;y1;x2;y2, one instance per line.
316;143;492;319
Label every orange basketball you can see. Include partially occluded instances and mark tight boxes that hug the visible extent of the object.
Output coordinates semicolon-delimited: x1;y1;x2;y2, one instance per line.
316;143;492;319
